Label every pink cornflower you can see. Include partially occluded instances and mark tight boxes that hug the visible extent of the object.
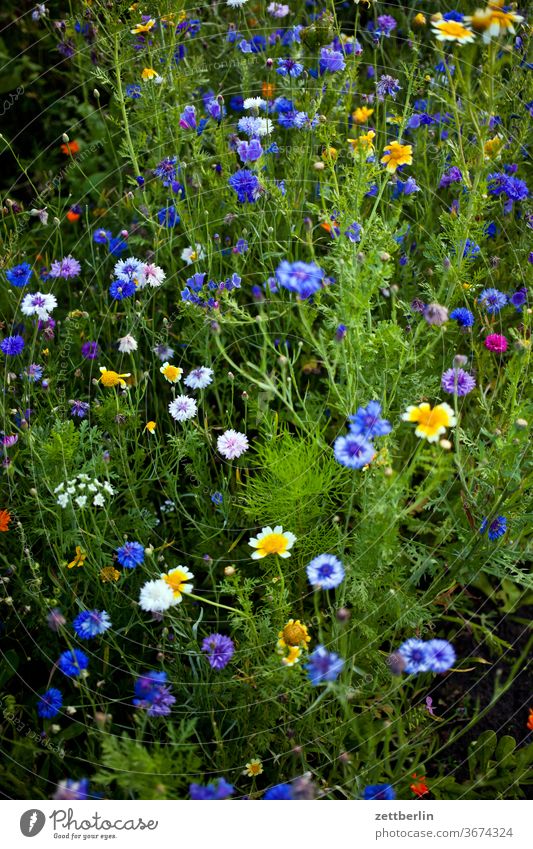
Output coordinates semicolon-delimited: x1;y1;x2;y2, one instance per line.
217;429;249;460
485;333;507;353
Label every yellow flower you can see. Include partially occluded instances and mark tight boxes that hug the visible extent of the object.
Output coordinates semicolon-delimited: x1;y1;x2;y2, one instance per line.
161;566;194;602
402;402;457;443
413;13;427;27
277;619;311;666
160;362;183;383
468;5;523;41
243;758;263;777
141;68;158;81
131;19;156;34
321;146;338;162
282;645;302;667
145;420;157;434
484;135;504;159
68;546;86;569
352;106;374;124
99;367;131;388
431;19;476;43
380;141;413;173
348;129;375;154
248;526;297;560
100;566;120;583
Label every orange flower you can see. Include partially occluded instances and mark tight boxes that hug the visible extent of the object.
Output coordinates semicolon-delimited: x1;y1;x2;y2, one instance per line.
527;708;533;731
262;81;275;100
410;774;429;797
380;141;413;173
60;141;80;156
0;509;11;532
66;210;81;222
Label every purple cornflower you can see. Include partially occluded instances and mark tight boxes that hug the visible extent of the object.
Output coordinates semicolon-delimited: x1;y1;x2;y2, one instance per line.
179;105;197;130
376;75;401;99
376;15;397;36
348;401;392;439
37;688;63;718
276;57;304;78
190;779;234;800
480;515;507;541
201;633;235;670
6;262;32;287
116;541;145;569
441;367;476;396
72;609;111;640
478;287;507;314
228;169;261;203
81;341;100;360
319;48;346;73
306;645;344;685
509;288;527;311
333;433;375;469
153;156;177;187
237;138;263;163
0;335;25;356
70;400;90;418
424;639;456;673
49;255;81;279
275;260;324;299
488;172;529;213
133;670;176;717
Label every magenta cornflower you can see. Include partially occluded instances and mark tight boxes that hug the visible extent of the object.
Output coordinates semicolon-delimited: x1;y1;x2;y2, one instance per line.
485;333;508;353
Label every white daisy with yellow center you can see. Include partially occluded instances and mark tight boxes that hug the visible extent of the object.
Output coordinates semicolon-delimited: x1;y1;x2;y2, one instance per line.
161;566;194;603
248;526;297;560
431;19;476;43
160;362;183;384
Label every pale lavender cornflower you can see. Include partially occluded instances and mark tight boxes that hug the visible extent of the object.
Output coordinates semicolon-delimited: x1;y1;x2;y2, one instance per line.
376;75;401;100
21;292;58;321
217;429;249;459
49;255;81;279
184;366;214;390
47;608;66;631
168;395;197;422
441;367;476;396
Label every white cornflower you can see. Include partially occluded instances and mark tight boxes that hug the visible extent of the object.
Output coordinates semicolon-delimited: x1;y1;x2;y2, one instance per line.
184;366;214;390
139;579;175;613
217;429;249;460
117;334;138;354
139;262;166;288
243;97;266;111
169;395;198;422
255;117;274;136
21;292;58;321
227;0;248;7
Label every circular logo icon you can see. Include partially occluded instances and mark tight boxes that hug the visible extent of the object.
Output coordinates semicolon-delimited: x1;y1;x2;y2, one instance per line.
20;810;46;837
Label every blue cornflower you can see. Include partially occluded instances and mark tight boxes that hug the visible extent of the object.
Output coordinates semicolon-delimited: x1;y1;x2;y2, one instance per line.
6;262;32;287
211;491;223;505
439;167;463;189
306;553;345;589
228;169;261;203
344;222;362;243
306;645;344;685
237;138;263;163
179;105;197;130
319;48;346;73
0;335;25;356
133;670;175;717
333;433;375;469
153;156;177;187
478;288;507;314
276;58;304;78
70;400;90;418
201;633;235;670
93;228;111;244
443;10;464;21
450;307;474;327
424;639;456;673
108;236;128;256
57;648;89;677
53;779;94;801
109;279;136;300
275;260;325;299
24;363;43;382
397;638;429;674
335;324;347;341
348;401;392;439
509;288;527;311
264;783;294;800
363;784;396;800
157;205;180;227
190;779;234;800
72;609;111;640
462;238;480;260
37;688;63;718
376;75;401;99
125;84;142;99
116;541;145;569
480;515;507;541
488;172;528;213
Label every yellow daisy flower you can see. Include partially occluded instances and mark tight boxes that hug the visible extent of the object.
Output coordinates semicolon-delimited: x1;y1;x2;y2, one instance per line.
243;758;263;777
484;135;504;160
431;19;476;44
100;566;120;583
348;129;375;154
282;645;302;667
145;420;157;434
402;402;457;443
161;566;194;602
413;13;427;27
321;146;338;162
131;19;156;35
141;68;158;81
352;106;374;124
160;362;183;383
380;141;413;173
99;367;131;388
468;4;523;42
68;546;86;569
248;526;297;560
277;619;311;666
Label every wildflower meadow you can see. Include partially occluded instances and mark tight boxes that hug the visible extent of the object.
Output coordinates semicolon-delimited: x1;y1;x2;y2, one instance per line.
0;0;532;806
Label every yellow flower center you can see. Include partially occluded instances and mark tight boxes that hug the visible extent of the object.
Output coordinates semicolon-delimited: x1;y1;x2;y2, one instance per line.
189;251;198;261
258;533;289;556
282;622;307;646
438;21;472;38
162;569;190;596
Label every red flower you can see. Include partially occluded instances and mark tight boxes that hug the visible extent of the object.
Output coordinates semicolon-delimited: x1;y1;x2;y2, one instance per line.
0;509;11;532
410;773;429;797
527;708;533;732
60;141;80;156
